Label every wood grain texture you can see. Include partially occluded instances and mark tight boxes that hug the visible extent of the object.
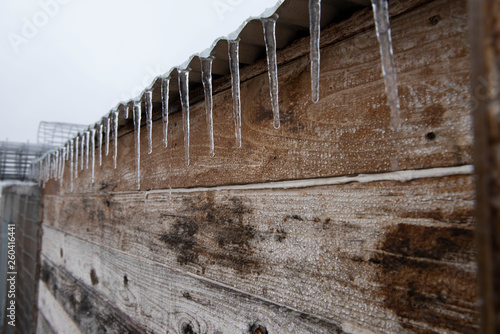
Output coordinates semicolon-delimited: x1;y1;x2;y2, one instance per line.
41;228;345;334
43;0;471;194
43;174;478;333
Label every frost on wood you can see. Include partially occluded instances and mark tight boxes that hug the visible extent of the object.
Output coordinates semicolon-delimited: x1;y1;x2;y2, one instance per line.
309;0;321;103
228;39;242;148
145;90;153;154
261;14;280;129
178;69;191;166
201;57;215;157
133;101;142;189
161;77;170;148
371;0;401;130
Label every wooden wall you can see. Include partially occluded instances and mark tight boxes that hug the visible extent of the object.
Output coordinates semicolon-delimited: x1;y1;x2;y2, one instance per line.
39;0;479;332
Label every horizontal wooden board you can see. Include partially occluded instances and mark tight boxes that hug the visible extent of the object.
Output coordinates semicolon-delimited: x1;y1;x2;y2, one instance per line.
43;0;471;194
41;229;346;334
43;173;478;333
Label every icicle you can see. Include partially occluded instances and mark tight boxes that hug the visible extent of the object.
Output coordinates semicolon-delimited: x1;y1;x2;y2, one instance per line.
75;135;79;179
133;101;141;189
228;39;242;148
371;0;401;130
145;90;153;154
261;14;280;129
178;69;191;166
85;130;90;169
309;0;321;103
60;146;65;187
90;128;95;184
54;151;58;180
70;139;74;192
80;133;84;171
113;110;119;169
98;123;103;166
124;105;129;119
201;57;215;157
161;77;170;148
105;116;110;156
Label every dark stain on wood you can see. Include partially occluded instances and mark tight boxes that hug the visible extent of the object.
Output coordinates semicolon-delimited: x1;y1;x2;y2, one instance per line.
422;104;445;126
89;268;99;286
182;323;196;334
158;195;262;274
369;223;478;333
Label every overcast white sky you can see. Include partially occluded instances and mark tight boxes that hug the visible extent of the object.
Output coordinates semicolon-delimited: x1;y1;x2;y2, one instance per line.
0;0;278;144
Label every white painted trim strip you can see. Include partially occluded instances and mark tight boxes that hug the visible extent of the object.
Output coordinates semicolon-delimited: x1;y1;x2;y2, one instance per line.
146;165;474;194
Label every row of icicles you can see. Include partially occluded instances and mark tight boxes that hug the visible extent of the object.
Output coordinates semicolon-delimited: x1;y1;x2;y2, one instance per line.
34;0;400;191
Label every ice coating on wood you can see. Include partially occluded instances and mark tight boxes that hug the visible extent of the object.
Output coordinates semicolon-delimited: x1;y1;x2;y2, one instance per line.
133;102;141;189
105;117;110;156
70;139;74;192
75;135;79;179
178;69;191;166
201;57;215;157
85;130;90;169
261;14;280;129
113;110;119;169
145;90;153;154
98;123;103;166
228;39;242;148
90;128;95;184
309;0;321;103
371;0;401;130
161;77;170;148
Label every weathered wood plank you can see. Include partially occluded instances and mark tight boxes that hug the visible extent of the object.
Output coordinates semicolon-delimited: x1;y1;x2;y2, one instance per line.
39;258;149;334
41;229;346;334
43;173;478;333
37;281;82;334
45;0;471;194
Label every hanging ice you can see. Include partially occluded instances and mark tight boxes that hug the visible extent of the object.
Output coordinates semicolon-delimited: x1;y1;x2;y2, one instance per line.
113;110;119;169
105;116;110;156
309;0;321;103
228;39;242;148
90;128;95;184
98;123;103;166
124;105;129;119
201;57;215;157
178;69;191;166
161;77;170;148
60;146;65;187
261;14;280;129
70;139;74;192
75;135;79;179
80;133;84;171
85;130;90;169
133;101;142;189
145;90;153;154
371;0;401;130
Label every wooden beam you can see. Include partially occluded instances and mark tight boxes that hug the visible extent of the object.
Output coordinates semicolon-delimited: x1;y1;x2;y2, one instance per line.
470;0;500;332
43;173;478;333
43;0;472;194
